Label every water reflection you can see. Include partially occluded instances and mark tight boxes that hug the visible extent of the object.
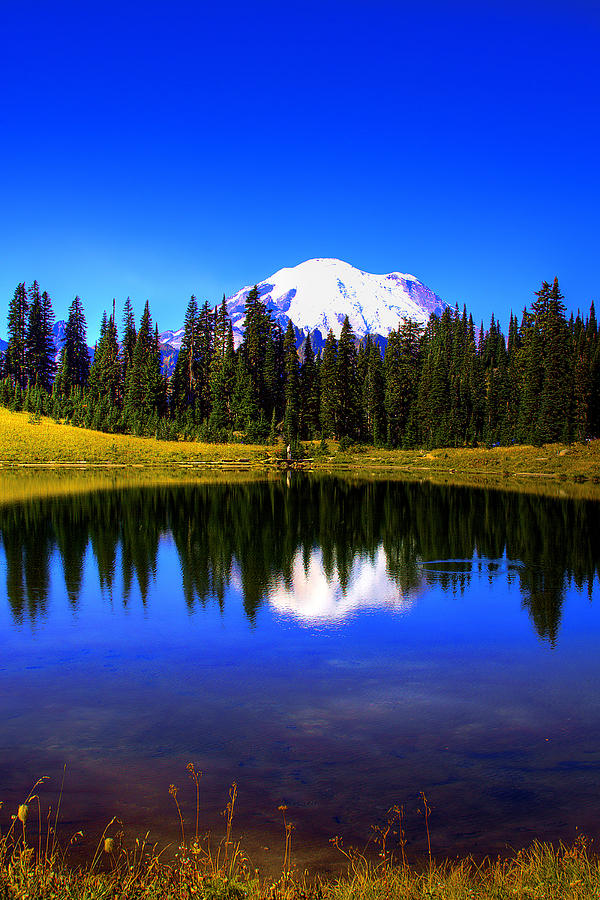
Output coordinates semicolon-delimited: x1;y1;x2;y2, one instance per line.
1;477;599;644
269;547;417;623
1;475;600;864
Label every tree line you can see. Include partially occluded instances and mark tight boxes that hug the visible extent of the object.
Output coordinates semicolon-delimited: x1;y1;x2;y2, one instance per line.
1;277;599;447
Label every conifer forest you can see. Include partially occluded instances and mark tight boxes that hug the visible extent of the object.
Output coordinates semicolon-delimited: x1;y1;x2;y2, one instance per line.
1;278;598;448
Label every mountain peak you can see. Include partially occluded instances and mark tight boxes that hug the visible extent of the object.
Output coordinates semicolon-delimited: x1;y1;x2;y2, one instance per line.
158;258;447;366
225;257;446;346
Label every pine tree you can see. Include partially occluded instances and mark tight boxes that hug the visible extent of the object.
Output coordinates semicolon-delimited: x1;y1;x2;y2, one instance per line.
240;286;273;420
41;291;57;389
417;313;450;447
384;319;423;447
5;282;29;388
24;282;56;392
283;319;299;442
214;295;229;357
336;317;360;440
515;306;544;444
123;301;165;430
25;281;44;388
319;330;338;438
299;333;320;438
572;323;590;441
209;315;235;431
170;295;199;416
537;278;572;443
196;301;214;421
362;337;385;444
231;353;258;430
55;296;90;394
121;297;137;385
263;323;284;421
462;314;485;445
587;302;600;437
88;310;122;411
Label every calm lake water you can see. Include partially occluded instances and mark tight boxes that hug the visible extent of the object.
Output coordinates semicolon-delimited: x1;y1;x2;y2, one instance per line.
1;474;599;871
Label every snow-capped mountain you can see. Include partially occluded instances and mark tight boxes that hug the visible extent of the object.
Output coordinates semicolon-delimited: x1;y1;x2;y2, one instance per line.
159;258;446;365
226;258;446;348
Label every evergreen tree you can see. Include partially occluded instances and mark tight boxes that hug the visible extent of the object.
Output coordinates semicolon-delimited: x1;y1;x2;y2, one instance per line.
170;295;199;416
88;310;122;411
385;319;423;447
587;302;600;437
231;353;258;430
240;285;273;418
121;297;137;384
336;317;360;440
283;319;300;442
516;307;544;443
214;295;230;357
25;282;56;392
299;332;320;438
361;337;385;444
41;291;57;389
209;317;235;431
537;278;572;442
462;314;485;445
5;282;29;388
263;322;284;421
196;301;215;422
123;301;165;430
319;330;338;438
572;321;590;442
417;312;451;447
55;296;90;394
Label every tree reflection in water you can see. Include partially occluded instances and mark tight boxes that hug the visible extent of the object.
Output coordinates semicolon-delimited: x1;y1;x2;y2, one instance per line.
1;476;598;645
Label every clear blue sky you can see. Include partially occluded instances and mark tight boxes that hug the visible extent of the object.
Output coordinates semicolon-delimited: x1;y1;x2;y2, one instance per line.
1;0;598;340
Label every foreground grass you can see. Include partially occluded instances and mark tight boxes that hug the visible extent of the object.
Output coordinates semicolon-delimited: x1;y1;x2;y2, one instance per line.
2;831;599;899
2;407;600;499
2;776;599;899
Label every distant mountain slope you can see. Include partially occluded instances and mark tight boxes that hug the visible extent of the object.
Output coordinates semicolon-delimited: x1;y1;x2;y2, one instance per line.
0;323;95;371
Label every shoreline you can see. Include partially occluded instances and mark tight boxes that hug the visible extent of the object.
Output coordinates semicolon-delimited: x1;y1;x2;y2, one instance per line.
2;402;600;502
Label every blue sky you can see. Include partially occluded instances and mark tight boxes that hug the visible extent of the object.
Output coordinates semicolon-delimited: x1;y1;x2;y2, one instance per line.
1;0;599;340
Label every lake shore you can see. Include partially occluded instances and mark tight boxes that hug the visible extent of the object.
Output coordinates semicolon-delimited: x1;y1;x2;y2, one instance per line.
2;407;600;500
2;820;599;900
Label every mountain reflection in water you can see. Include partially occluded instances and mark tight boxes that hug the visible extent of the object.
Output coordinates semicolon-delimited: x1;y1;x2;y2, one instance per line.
1;477;598;642
0;475;599;866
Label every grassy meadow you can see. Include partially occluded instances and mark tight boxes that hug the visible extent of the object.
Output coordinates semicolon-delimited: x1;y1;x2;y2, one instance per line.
2;406;600;499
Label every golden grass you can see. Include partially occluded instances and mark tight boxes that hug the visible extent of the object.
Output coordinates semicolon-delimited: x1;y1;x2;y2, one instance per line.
2;406;600;500
0;407;271;467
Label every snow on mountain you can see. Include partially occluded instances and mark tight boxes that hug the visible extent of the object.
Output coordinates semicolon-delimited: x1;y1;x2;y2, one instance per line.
156;257;447;369
159;327;185;351
225;258;446;349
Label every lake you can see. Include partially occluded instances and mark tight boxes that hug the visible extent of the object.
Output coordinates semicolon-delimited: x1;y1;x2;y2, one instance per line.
0;473;599;872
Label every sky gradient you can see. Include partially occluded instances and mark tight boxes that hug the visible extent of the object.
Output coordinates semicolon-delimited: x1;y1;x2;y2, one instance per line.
1;0;599;340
